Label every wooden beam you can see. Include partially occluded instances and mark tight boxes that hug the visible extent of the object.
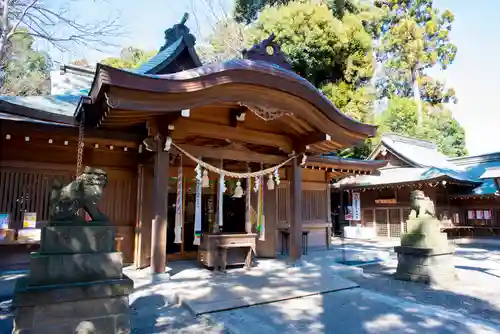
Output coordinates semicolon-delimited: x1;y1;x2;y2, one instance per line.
174;144;287;164
172;119;293;153
1;118;142;147
299;132;332;148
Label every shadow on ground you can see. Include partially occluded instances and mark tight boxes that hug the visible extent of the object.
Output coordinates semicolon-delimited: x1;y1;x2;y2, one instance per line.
1;241;500;333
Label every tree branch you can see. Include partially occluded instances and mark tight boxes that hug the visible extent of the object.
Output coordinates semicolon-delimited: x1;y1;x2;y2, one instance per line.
6;0;39;40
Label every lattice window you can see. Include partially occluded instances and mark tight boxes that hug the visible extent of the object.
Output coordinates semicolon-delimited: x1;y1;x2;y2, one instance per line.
362;209;374;227
277;183;290;223
0;167;137;229
302;189;328;222
389;208;402;238
99;177;137;225
0;168;72;230
402;208;411;233
375;209;388;237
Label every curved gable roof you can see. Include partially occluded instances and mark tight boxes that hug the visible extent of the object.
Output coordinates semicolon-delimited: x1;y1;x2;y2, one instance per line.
82;59;377;144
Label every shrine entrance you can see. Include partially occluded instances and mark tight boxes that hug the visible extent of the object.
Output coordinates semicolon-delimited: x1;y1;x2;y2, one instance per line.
165;169;250;261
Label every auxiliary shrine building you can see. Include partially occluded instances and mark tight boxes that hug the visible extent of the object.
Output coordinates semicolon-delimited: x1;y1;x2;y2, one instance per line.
0;17;386;271
335;133;500;240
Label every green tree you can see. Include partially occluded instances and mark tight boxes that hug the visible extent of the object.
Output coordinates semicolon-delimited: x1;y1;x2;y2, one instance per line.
101;47;157;69
376;97;467;157
375;0;457;121
234;0;356;24
251;2;374;88
250;1;377;158
1;31;51;96
419;107;467;157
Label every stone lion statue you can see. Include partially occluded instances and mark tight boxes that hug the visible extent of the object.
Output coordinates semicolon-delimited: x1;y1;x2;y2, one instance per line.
49;166;109;224
409;190;435;219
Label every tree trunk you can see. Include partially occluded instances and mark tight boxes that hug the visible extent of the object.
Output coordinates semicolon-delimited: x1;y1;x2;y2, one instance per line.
336;0;345;18
411;67;422;125
0;0;10;87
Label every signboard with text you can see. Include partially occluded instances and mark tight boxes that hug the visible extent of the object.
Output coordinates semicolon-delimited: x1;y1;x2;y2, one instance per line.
352;192;361;221
23;212;37;229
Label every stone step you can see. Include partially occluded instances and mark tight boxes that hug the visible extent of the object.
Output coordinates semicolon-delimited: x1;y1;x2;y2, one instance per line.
13;276;134;308
27;252;123;286
13;294;130;334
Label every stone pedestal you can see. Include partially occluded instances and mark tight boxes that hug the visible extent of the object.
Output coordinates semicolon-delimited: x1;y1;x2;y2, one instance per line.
394;216;457;285
11;224;134;334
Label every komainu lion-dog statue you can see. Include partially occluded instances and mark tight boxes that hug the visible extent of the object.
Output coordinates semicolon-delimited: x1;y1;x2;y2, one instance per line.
49;166;109;224
409;189;436;219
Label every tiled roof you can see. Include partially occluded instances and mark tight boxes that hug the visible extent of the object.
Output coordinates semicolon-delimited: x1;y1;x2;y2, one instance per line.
340;133;500;196
370;133;457;169
0;95;81;117
466;161;500;195
51;68;93;95
335;166;480;188
134;37;184;74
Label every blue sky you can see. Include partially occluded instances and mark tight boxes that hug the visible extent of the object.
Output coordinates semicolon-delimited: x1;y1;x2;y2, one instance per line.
44;0;500;156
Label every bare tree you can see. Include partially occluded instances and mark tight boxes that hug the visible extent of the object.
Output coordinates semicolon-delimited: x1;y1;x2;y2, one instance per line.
187;0;247;64
0;0;123;83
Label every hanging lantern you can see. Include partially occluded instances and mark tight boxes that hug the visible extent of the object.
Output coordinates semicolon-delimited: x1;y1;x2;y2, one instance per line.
202;169;210;188
267;174;275;190
233;180;244;198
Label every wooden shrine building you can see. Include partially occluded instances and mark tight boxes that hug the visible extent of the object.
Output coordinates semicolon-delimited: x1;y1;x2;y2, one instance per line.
335;133;500;240
0;16;386;273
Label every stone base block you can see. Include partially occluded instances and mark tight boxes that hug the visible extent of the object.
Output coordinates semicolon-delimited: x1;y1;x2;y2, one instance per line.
40;225;116;254
394;246;457;285
28;252;123;286
12;276;133;334
13;298;130;334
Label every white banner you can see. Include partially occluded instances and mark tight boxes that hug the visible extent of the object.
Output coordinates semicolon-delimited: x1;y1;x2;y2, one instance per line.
193;175;202;246
174;164;183;244
352;192;361;221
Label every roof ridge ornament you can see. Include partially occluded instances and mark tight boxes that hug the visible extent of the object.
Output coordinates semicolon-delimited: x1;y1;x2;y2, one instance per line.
160;12;196;52
242;33;292;70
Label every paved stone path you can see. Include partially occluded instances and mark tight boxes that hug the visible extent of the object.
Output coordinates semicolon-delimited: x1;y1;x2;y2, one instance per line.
1;240;500;333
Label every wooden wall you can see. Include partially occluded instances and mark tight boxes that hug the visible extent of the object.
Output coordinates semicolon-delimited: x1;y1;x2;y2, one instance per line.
349;185;500;238
275;167;331;250
0;121;140;263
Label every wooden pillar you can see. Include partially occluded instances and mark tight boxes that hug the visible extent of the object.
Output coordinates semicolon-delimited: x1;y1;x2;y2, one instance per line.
289;156;303;261
133;164;145;268
326;183;332;249
151;138;169;274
